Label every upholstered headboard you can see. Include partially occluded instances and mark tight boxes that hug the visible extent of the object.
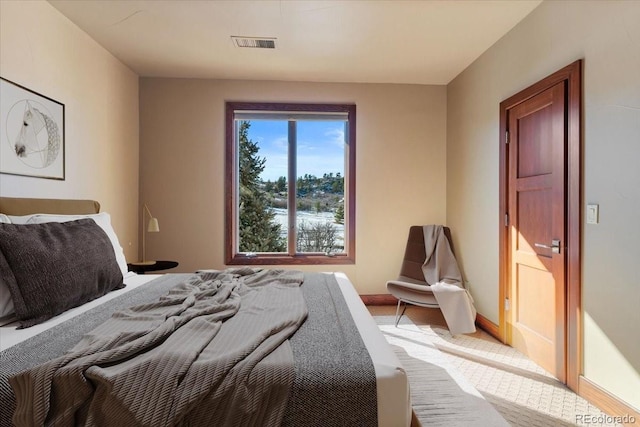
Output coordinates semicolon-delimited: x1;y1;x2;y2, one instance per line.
0;197;100;215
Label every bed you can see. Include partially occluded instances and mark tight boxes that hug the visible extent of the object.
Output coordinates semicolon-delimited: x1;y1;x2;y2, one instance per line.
0;197;410;427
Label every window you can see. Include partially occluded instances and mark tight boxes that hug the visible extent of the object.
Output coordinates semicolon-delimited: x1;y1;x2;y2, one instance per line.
225;102;356;265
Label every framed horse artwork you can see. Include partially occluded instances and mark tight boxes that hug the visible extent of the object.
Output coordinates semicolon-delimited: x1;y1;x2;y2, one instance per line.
0;77;65;180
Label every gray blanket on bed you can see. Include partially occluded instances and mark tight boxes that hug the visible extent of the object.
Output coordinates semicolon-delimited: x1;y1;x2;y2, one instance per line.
9;268;307;427
0;271;377;427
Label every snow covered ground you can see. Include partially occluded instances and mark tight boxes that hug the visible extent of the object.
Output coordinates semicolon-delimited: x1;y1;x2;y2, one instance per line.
272;208;344;241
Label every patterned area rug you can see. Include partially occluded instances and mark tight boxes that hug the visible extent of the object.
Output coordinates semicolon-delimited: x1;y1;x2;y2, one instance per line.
375;314;615;427
422;326;615;427
375;315;508;426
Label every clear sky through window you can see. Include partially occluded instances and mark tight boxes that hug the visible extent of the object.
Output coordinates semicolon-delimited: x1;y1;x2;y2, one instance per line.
247;120;345;182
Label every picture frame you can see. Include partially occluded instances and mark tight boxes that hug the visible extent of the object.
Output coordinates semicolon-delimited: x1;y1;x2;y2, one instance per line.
0;77;65;180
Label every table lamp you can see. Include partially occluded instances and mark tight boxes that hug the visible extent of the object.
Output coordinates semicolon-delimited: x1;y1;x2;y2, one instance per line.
133;203;159;266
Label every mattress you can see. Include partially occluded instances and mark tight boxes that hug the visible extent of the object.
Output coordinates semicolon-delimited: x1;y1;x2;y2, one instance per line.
0;271;410;427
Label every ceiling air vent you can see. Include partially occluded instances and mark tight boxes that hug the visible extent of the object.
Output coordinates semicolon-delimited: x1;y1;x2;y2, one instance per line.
231;36;277;49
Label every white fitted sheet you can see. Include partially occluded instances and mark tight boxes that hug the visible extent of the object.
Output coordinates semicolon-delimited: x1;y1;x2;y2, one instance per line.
331;272;411;427
0;272;410;427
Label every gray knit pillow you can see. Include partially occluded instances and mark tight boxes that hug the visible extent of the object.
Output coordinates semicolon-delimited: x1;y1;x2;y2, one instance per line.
0;219;124;328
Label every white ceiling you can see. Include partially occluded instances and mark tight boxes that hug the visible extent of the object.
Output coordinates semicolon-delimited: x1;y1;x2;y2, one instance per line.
49;0;541;85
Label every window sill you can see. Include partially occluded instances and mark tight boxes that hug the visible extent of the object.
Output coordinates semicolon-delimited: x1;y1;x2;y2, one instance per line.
226;253;355;266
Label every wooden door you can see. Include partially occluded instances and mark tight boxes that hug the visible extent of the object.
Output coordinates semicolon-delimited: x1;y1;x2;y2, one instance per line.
507;81;567;381
499;60;581;390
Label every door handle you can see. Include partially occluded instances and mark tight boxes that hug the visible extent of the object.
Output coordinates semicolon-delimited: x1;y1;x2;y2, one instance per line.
534;239;561;254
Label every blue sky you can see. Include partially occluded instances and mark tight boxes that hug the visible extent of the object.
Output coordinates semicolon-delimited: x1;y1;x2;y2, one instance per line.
246;120;345;182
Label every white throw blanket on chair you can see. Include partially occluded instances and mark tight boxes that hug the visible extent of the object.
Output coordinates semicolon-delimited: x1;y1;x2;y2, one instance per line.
422;225;477;335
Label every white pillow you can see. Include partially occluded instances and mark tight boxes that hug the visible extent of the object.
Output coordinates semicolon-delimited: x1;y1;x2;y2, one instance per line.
0;268;14;319
7;213;128;278
0;286;13;318
0;214;14;317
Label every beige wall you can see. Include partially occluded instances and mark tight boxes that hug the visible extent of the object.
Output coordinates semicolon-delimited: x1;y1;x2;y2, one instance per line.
0;0;140;261
139;78;447;294
447;0;640;410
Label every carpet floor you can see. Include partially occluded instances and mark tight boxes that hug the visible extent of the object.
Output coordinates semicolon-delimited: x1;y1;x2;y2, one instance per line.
375;315;508;426
370;306;614;427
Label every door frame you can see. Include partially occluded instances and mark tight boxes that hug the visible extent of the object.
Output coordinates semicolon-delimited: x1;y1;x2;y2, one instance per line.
498;60;582;391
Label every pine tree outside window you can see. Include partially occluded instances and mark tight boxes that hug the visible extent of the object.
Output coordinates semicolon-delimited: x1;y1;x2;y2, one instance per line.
225;102;356;265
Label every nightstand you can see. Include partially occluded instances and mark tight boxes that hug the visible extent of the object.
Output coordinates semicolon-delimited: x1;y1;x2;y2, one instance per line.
127;260;179;274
